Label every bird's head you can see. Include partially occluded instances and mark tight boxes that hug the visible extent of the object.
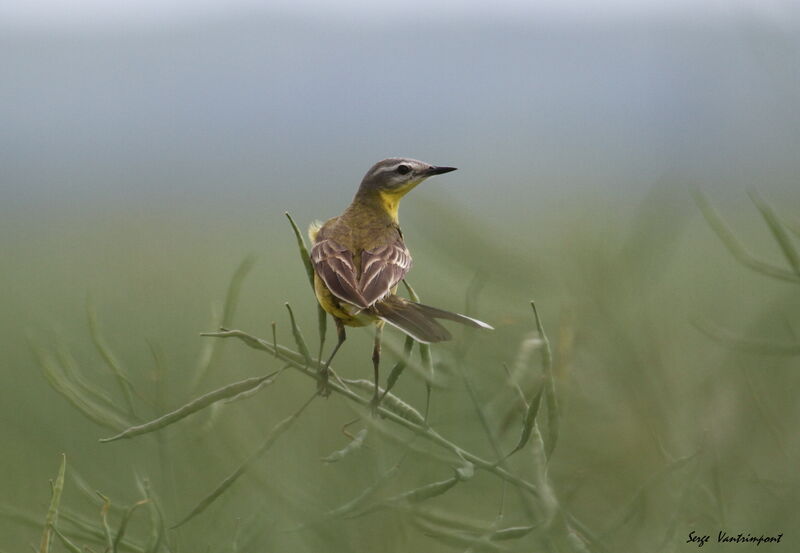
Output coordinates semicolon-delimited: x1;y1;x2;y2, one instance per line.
357;158;457;200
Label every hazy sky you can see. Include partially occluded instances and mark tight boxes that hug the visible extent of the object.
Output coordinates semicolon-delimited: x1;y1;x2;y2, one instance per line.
1;0;796;30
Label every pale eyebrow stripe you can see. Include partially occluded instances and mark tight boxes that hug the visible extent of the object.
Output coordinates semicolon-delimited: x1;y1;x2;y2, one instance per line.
371;163;400;178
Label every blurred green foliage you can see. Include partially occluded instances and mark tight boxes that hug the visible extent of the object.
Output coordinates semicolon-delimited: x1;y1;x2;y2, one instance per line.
2;182;798;552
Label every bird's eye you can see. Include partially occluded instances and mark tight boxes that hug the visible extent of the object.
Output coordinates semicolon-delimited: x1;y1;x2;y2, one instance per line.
396;164;411;175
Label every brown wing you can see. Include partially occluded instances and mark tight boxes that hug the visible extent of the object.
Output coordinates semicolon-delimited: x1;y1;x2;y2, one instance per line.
311;236;412;309
311;239;369;308
359;239;412;307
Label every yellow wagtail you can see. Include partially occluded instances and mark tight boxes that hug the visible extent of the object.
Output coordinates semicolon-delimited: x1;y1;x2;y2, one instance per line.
309;157;493;408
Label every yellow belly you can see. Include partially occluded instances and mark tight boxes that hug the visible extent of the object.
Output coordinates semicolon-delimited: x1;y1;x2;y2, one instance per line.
314;274;374;327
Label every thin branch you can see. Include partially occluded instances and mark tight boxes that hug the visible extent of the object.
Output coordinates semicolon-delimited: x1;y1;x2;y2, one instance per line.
39;454;66;553
693;318;800;356
172;392;317;528
749;189;800;277
192;255;256;388
100;371;283;442
203;328;542;500
692;188;800;283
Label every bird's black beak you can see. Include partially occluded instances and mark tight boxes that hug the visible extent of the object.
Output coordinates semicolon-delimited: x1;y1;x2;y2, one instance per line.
426;166;457;176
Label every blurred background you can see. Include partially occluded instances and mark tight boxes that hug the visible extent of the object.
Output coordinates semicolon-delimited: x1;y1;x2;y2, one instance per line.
2;0;799;551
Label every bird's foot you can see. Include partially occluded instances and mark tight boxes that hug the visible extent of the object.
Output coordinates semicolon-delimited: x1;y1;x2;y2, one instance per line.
369;393;382;416
317;366;332;397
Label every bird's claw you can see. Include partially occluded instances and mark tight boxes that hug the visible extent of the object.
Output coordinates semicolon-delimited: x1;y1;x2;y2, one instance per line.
369;393;382;416
317;367;332;397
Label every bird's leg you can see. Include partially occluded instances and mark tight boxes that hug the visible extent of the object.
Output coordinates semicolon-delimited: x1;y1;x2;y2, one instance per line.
370;323;384;414
319;318;346;397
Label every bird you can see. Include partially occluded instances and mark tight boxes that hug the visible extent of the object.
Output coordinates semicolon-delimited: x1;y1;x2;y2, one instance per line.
308;157;493;409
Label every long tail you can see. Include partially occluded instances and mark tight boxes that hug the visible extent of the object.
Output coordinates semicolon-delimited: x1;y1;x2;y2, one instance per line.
370;295;493;344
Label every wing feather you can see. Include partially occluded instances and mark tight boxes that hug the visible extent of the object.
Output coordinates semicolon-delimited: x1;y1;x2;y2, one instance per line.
311;239;369;308
359;240;412;306
311;235;412;309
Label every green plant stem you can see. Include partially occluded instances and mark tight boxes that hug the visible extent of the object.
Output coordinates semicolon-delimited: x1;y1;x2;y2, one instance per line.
39;453;66;553
202;328;542;500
